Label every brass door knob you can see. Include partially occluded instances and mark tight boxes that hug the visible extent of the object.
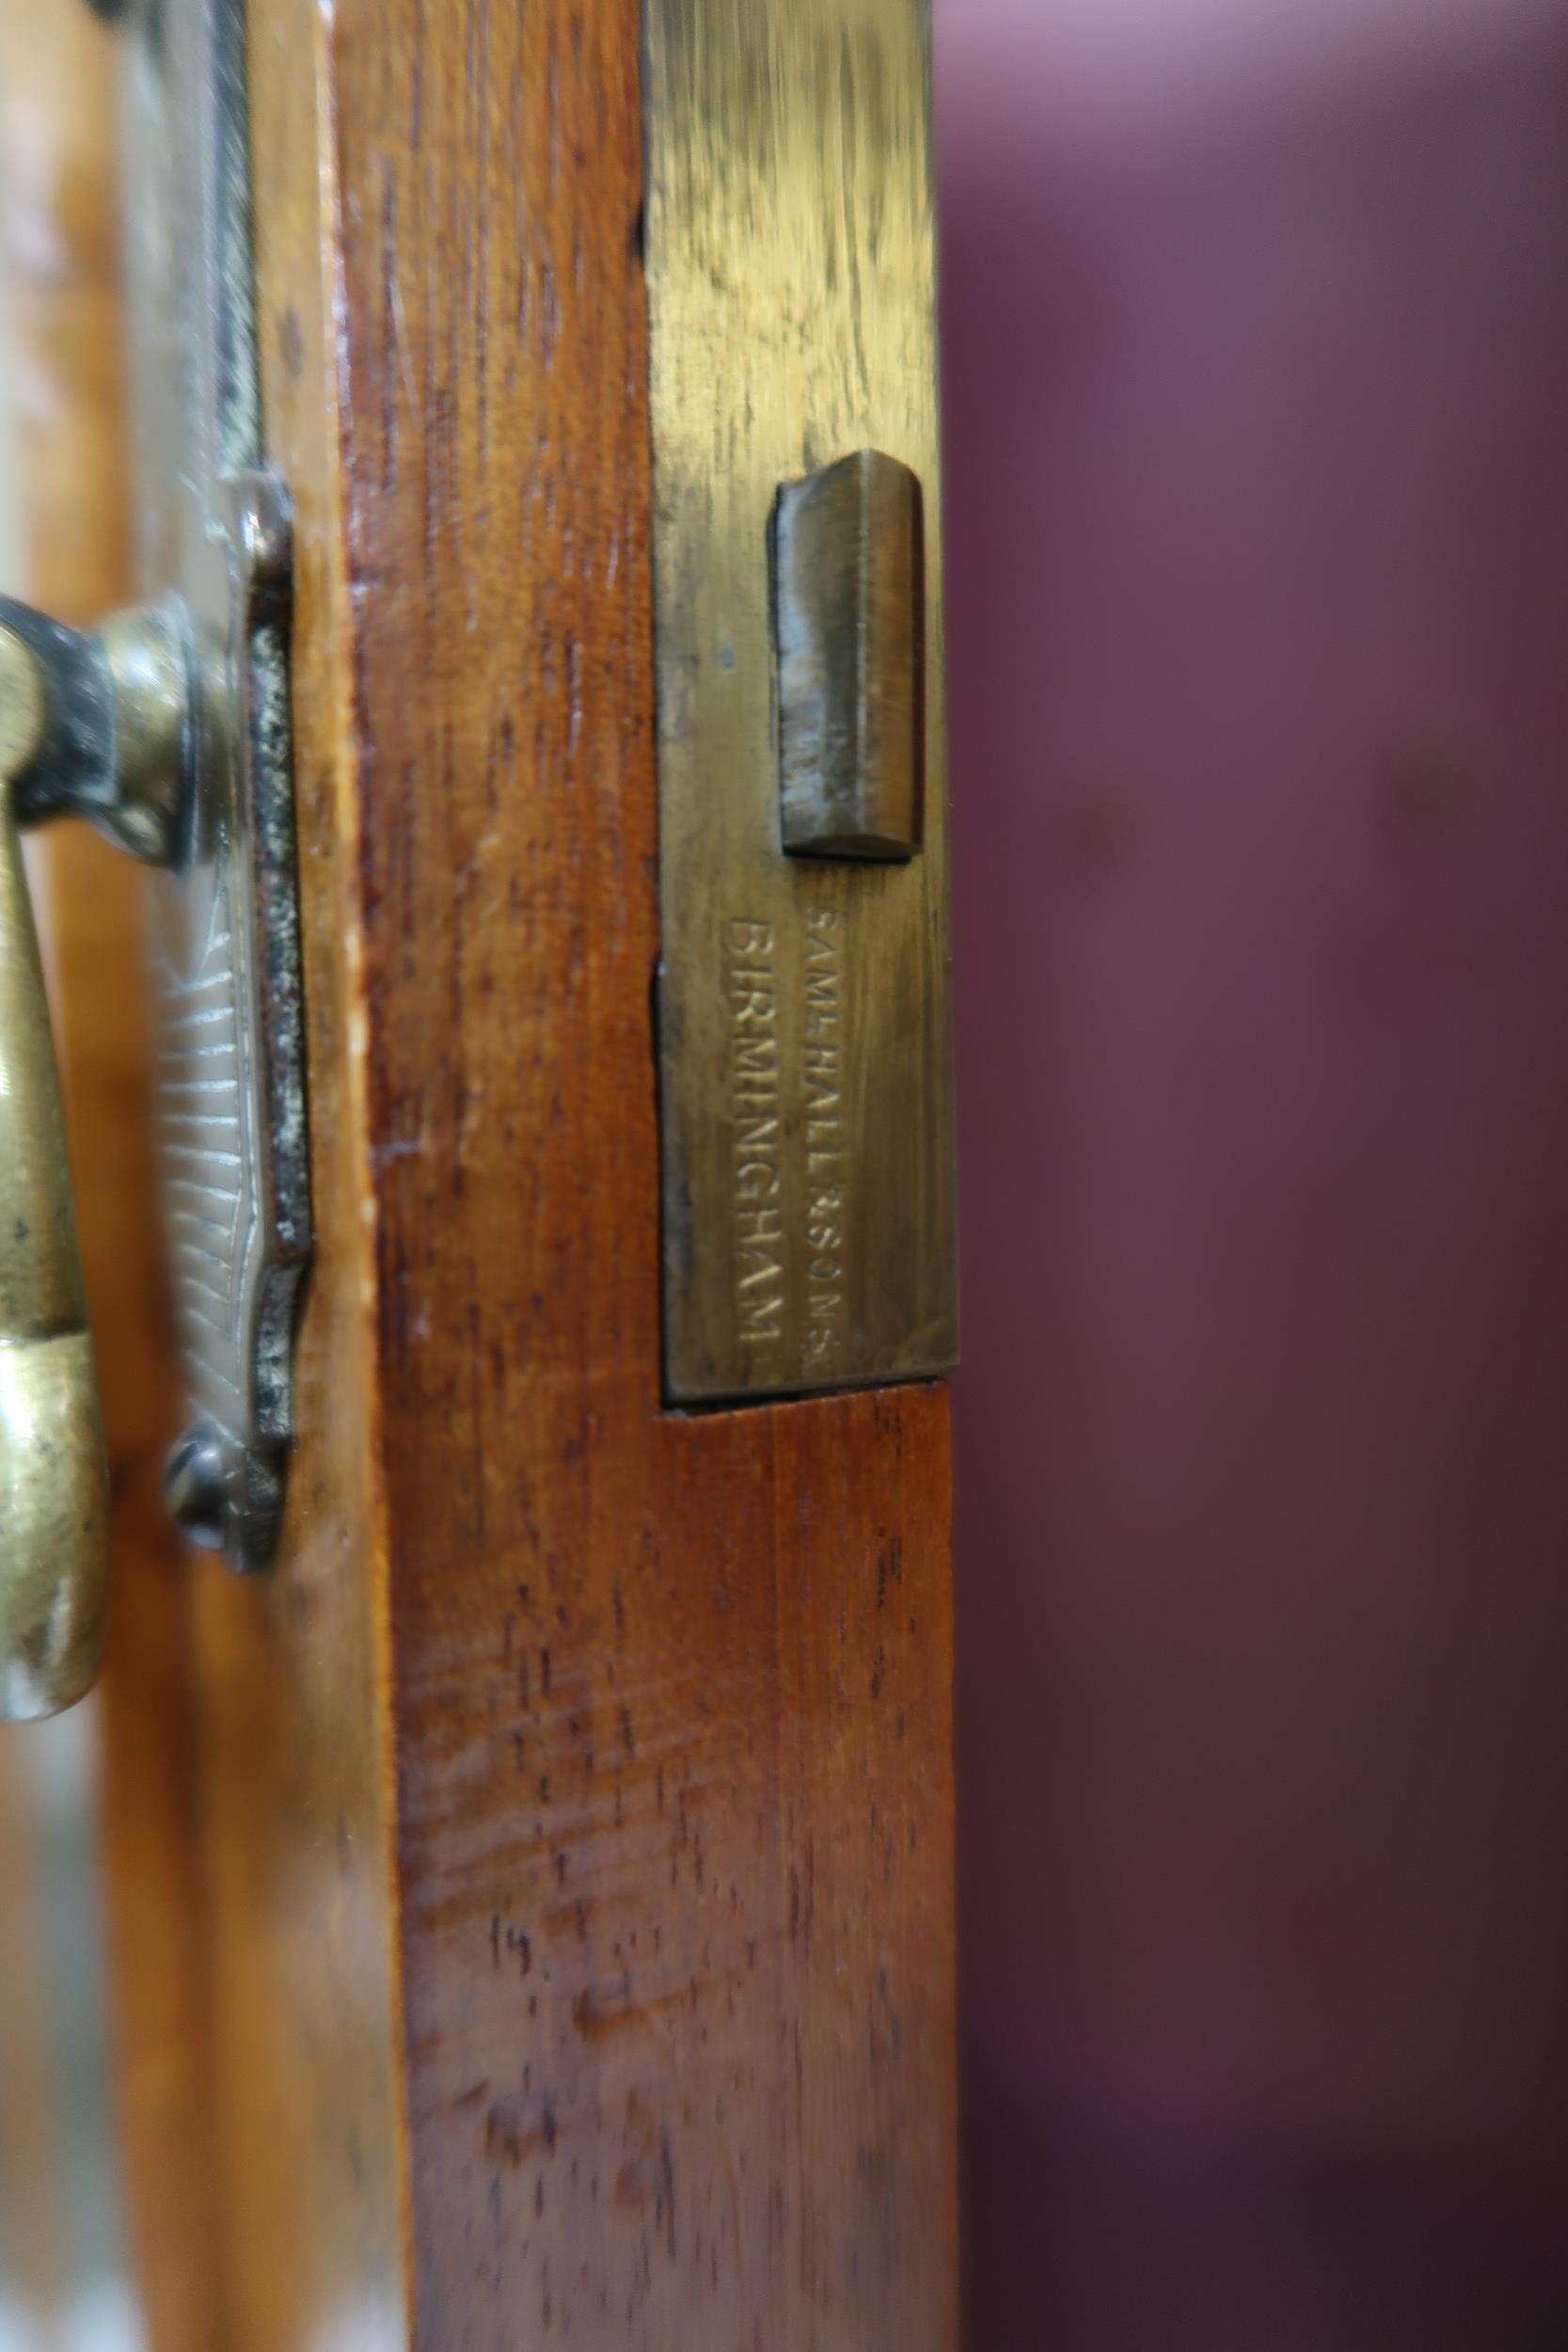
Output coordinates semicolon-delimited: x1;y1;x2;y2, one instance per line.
0;600;186;1719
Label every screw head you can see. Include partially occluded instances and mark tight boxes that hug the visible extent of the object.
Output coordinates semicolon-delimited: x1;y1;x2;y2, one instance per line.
163;1424;230;1550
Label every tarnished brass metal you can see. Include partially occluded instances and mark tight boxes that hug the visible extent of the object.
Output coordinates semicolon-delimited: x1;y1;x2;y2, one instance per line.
0;594;188;866
647;0;958;1401
0;624;111;1722
98;605;189;863
776;449;925;862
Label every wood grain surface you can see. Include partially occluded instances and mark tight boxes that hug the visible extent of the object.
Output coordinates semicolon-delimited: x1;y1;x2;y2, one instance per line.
180;5;408;2344
292;0;958;2339
8;0;959;2343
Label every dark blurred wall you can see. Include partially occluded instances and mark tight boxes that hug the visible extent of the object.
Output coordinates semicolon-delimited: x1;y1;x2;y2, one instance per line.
936;3;1568;2343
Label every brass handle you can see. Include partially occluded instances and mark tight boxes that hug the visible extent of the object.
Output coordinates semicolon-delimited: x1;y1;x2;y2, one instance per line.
0;624;110;1720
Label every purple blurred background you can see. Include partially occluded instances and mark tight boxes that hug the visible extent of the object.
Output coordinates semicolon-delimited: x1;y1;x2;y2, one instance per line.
936;1;1568;2342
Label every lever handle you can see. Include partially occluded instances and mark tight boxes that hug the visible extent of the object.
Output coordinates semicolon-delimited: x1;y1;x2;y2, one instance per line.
0;621;111;1720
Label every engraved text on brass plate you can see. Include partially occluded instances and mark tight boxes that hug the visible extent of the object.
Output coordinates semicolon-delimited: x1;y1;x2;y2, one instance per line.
646;0;958;1402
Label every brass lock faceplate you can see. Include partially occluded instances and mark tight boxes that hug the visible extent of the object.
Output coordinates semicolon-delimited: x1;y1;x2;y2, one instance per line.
646;0;958;1402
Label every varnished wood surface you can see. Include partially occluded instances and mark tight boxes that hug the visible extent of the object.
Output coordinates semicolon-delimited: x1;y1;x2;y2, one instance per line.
8;0;958;2342
180;6;408;2345
306;0;959;2338
0;7;225;2344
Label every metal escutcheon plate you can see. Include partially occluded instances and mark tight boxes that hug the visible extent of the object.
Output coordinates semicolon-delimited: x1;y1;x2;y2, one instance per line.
120;0;310;1566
